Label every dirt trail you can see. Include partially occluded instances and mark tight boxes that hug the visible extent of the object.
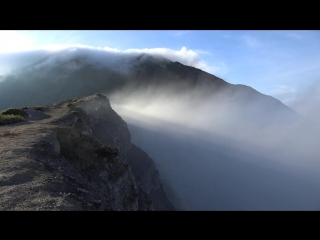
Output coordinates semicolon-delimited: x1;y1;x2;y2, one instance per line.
0;104;76;210
0;95;173;211
0;106;68;149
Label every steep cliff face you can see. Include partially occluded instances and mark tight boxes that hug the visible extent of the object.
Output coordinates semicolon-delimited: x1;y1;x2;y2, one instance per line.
126;144;175;210
0;94;175;210
77;95;175;210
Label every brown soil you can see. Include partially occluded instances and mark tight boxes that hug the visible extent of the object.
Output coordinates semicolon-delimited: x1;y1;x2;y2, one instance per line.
0;103;83;210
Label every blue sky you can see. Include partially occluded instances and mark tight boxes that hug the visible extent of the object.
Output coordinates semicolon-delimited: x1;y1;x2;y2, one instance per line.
1;30;320;120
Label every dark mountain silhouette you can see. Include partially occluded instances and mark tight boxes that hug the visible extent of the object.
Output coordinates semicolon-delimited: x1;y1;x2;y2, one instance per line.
0;52;307;126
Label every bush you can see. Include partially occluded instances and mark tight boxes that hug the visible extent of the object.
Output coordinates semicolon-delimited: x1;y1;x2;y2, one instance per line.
95;144;118;158
0;108;27;117
94;93;106;98
0;114;24;125
33;106;46;111
0;107;27;125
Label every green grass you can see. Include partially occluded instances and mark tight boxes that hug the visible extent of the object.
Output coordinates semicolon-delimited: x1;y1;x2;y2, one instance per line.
33;106;46;111
71;110;80;114
0;108;26;125
0;108;27;117
0;114;24;124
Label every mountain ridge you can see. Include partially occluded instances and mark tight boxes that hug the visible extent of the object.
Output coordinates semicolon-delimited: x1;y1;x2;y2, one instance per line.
0;50;308;127
0;94;176;210
1;49;319;210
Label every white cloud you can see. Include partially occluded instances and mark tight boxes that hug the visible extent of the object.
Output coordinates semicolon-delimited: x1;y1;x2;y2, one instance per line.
102;46;121;52
242;36;259;47
194;49;211;55
35;43;96;51
32;43;121;53
123;46;222;75
286;80;320;125
268;85;296;95
0;44;226;77
0;31;34;53
172;30;192;37
286;33;303;40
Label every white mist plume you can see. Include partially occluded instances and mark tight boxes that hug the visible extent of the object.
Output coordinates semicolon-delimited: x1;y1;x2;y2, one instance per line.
285;79;320;125
0;31;34;53
108;85;320;210
123;47;220;74
1;46;320;210
0;45;219;76
110;85;320;164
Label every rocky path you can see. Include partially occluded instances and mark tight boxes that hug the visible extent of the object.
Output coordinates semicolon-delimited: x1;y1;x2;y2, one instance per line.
0;95;175;211
0;104;77;210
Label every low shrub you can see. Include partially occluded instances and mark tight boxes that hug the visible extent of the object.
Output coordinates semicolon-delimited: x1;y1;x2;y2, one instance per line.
33;106;46;111
0;108;27;117
94;93;106;98
71;110;80;114
70;98;78;102
95;144;118;158
0;113;24;125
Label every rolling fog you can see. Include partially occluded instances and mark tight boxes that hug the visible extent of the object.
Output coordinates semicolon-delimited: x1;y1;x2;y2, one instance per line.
109;86;320;210
1;48;320;210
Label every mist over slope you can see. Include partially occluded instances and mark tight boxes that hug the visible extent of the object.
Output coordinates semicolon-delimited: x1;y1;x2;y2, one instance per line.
113;97;320;210
1;47;320;210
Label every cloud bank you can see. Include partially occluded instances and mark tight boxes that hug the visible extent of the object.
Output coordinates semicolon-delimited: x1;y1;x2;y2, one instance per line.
285;79;320;125
109;84;320;210
0;44;221;76
0;31;34;53
0;45;320;209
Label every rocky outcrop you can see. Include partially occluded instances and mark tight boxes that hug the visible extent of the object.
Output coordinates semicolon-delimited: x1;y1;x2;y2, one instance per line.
126;144;175;210
0;94;175;210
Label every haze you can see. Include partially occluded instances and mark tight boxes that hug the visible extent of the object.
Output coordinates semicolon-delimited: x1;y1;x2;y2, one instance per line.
109;85;320;210
1;31;320;210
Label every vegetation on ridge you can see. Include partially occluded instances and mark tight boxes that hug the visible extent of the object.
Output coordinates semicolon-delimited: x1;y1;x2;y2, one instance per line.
0;108;27;125
1;108;27;117
33;106;47;111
